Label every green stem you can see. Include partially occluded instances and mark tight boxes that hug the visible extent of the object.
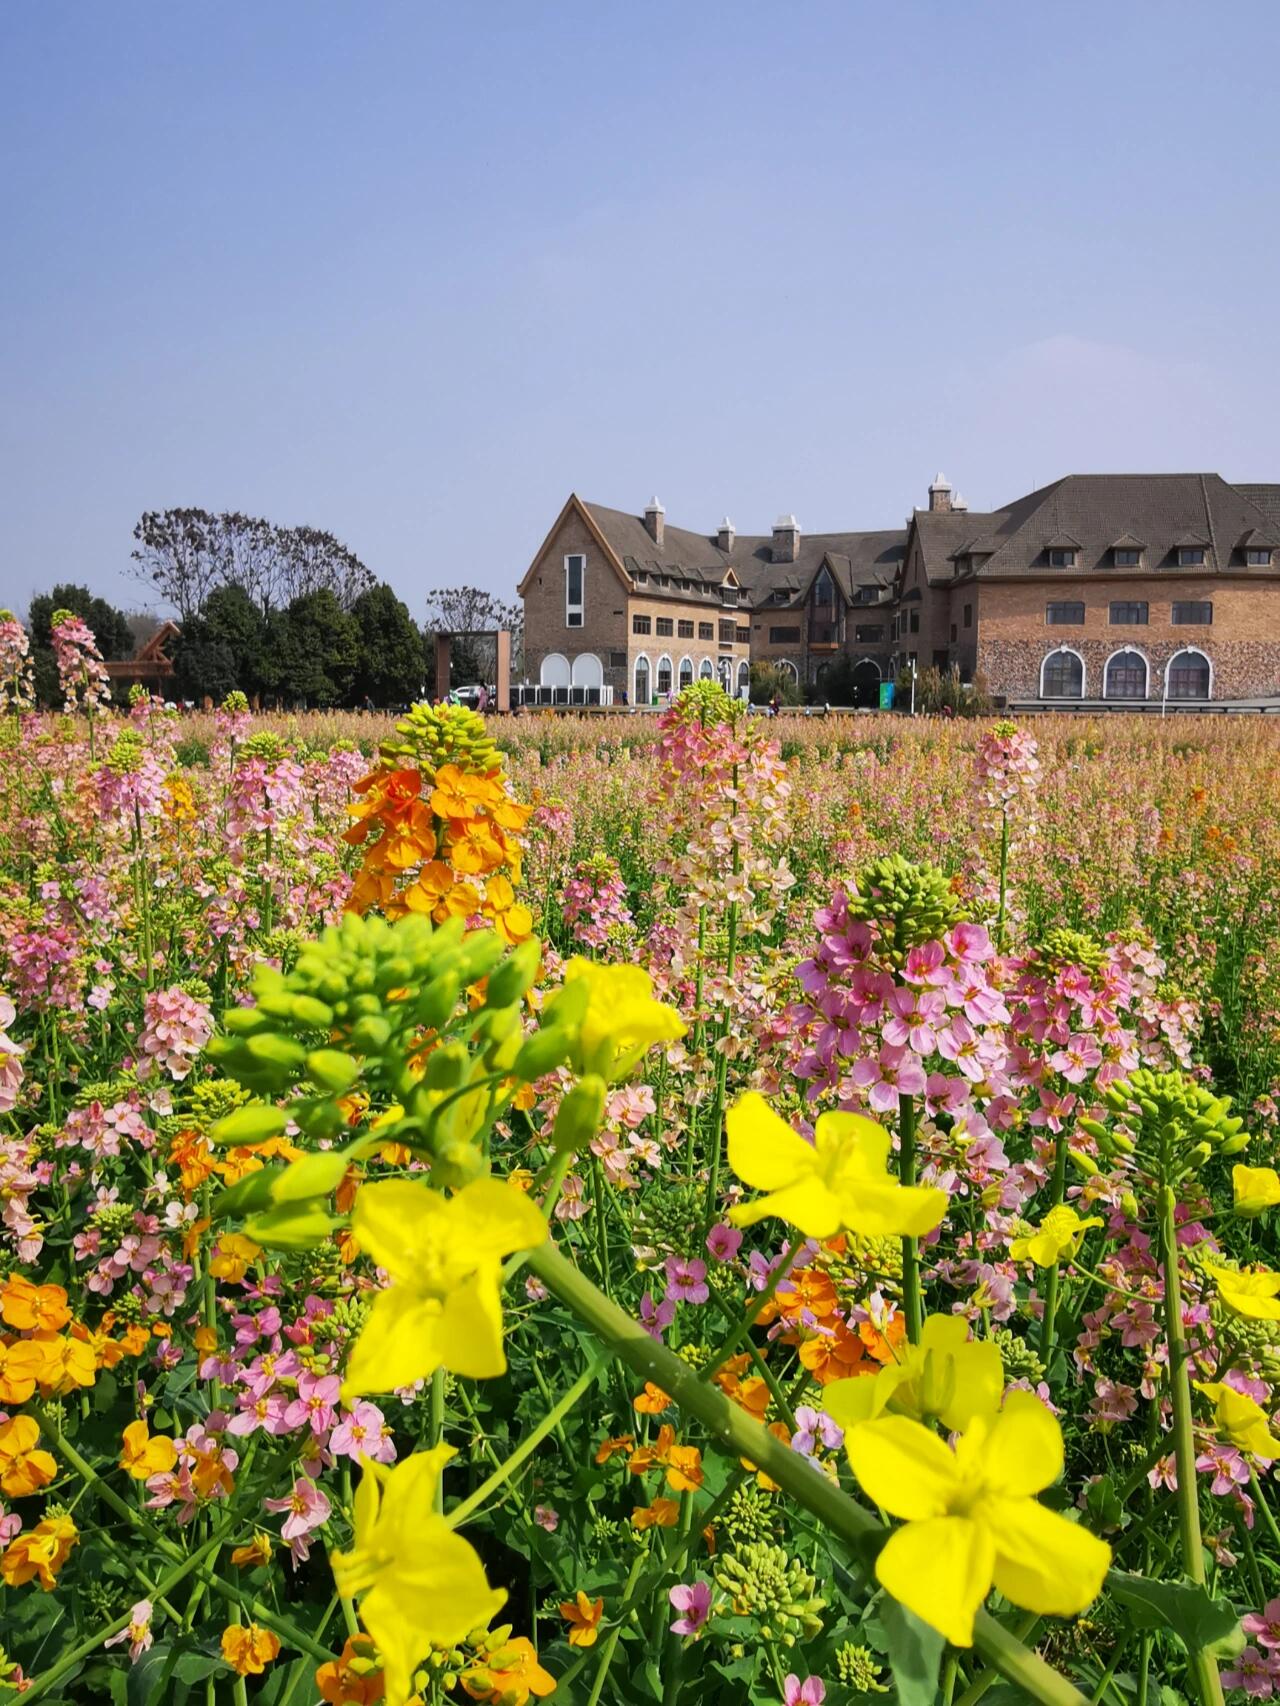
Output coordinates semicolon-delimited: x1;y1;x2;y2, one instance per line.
898;1092;922;1343
1158;1182;1224;1706
586;1551;647;1706
448;1351;606;1528
21;1530;227;1704
429;1367;446;1513
996;806;1011;951
527;1242;1088;1706
701;1235;804;1384
1040;1129;1071;1366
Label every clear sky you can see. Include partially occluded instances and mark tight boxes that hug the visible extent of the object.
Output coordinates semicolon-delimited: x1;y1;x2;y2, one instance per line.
3;0;1279;620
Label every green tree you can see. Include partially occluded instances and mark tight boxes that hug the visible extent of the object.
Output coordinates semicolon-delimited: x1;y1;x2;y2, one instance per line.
351;583;424;707
28;583;134;706
273;589;359;707
749;660;802;706
172;584;271;704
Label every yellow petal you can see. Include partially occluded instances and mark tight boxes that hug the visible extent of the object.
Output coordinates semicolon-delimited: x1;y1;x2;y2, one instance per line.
875;1517;994;1648
726;1093;819;1192
972;1391;1063;1495
816;1110;892;1173
727;1177;841;1239
833;1178;949;1239
444;1177;547;1264
823;1374;885;1431
343;1287;443;1398
986;1496;1111;1621
1233;1165;1280;1217
435;1266;508;1380
845;1415;960;1519
351;1179;447;1281
362;1520;505;1706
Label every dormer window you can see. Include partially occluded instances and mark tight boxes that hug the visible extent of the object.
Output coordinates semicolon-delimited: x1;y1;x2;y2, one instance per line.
565;554;585;627
1246;548;1273;567
720;584;739;607
1177;547;1206;567
1048;549;1077;569
813;567;836;606
1113;548;1141;567
770;588;790;604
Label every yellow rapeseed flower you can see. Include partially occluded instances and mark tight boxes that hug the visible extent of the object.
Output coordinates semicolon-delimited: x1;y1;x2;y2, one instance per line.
559;1590;604;1648
0;1513;78;1589
0;1414;57;1498
332;1446;506;1706
1208;1264;1280;1321
845;1392;1111;1647
1008;1204;1103;1268
561;960;687;1082
1233;1165;1280;1218
824;1312;1003;1436
725;1092;948;1241
220;1623;281;1676
119;1419;179;1481
1196;1381;1280;1460
343;1176;546;1399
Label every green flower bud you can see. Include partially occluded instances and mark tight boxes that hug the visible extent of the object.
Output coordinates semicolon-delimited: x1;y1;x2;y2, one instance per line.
553;1076;607;1155
483;938;541;1011
210;1104;290;1146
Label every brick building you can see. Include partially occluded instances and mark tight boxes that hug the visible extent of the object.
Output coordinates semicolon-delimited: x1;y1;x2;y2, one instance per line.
518;475;1280;707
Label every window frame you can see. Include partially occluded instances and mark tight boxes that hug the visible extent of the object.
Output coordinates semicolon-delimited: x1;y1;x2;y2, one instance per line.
1165;646;1213;701
1171;601;1213;626
1246;548;1273;567
1040;646;1086;699
655;653;673;697
655;617;674;637
1177;547;1206;567
1048;549;1077;569
633;652;651;705
565;553;585;628
1104;647;1149;701
632;613;652;636
1046;601;1085;626
1113;548;1141;568
698;621;714;641
677;619;694;639
1109;600;1149;626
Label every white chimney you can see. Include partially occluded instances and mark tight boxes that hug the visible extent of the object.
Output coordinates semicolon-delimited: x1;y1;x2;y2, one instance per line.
772;513;801;563
952;491;969;513
929;473;953;514
717;515;735;553
644;496;665;548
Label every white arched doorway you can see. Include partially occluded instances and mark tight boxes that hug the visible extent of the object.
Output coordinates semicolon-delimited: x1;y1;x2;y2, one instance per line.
633;654;651;705
737;659;750;698
1040;647;1085;699
540;653;571;689
698;659;715;681
1104;648;1149;701
570;653;603;689
1166;648;1212;701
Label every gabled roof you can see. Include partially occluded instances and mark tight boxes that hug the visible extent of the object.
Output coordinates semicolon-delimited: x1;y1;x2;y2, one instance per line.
1109;532;1147;550
960;474;1280;577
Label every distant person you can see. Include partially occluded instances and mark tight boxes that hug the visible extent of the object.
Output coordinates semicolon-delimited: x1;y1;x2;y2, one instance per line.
769;694;780;717
477;685;489;712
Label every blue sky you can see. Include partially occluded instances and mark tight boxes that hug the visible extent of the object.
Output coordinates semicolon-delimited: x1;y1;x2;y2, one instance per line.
3;1;1278;618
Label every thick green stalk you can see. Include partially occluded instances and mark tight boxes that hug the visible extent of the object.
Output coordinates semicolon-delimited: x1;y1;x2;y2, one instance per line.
898;1092;922;1343
1158;1182;1224;1706
996;806;1011;951
586;1550;647;1706
429;1366;446;1513
527;1242;1088;1706
1040;1129;1071;1366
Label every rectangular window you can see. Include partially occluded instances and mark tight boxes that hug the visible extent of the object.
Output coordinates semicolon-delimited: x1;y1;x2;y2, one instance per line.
769;625;801;643
720;586;739;606
677;619;694;638
1177;548;1206;567
1114;549;1141;567
1048;549;1077;568
1247;549;1272;566
632;614;651;635
698;622;714;640
735;626;750;643
655;617;673;637
855;624;884;644
1046;601;1085;625
909;610;920;634
718;620;736;643
854;585;878;605
609;651;626;669
565;554;585;627
1172;601;1212;625
770;589;790;604
633;570;647;584
1110;601;1149;625
950;623;958;642
963;603;972;628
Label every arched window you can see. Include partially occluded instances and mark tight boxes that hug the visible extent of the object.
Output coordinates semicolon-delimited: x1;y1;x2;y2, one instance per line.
737;659;750;694
1040;648;1084;699
571;653;603;689
1105;648;1148;700
656;654;673;697
777;659;799;684
678;656;694;691
633;654;650;705
1167;648;1212;700
540;653;571;689
813;567;836;606
698;658;714;681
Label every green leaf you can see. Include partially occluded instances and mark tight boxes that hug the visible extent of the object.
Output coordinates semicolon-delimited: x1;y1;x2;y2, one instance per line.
870;1597;945;1706
1108;1573;1244;1659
